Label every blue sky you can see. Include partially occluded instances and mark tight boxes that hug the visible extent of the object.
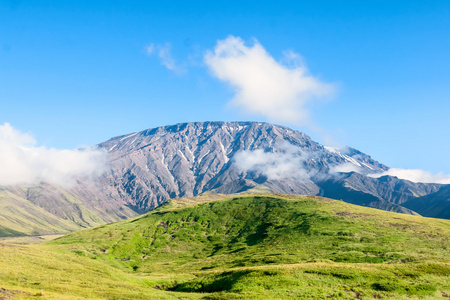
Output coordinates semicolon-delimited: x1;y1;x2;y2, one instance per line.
1;0;449;175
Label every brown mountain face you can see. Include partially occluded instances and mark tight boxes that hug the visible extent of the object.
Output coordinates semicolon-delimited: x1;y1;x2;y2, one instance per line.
83;121;389;212
85;121;448;217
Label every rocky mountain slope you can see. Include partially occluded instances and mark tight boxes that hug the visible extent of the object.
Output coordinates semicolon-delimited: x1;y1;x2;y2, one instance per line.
86;121;447;217
403;185;450;219
316;172;442;215
92;122;385;211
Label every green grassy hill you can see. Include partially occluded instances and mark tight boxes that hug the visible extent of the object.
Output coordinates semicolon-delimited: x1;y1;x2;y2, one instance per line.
1;194;449;299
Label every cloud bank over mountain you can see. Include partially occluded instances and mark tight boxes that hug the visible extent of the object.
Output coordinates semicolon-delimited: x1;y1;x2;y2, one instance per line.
205;35;334;126
0;123;107;186
369;168;450;184
233;143;311;181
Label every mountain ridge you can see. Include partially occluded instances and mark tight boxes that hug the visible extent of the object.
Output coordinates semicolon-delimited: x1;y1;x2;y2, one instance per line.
1;121;449;237
90;121;445;216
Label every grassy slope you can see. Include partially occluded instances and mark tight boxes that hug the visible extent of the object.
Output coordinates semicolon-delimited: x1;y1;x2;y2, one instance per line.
0;186;136;237
0;243;197;299
0;188;81;236
1;194;449;299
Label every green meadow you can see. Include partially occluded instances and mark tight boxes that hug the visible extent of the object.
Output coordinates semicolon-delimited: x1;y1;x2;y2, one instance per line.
1;194;449;299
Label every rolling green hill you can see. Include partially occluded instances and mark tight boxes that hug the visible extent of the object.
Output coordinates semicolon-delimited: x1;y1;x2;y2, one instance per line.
1;194;449;299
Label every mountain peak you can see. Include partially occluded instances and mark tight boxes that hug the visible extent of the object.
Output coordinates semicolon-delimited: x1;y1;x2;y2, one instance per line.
94;121;388;211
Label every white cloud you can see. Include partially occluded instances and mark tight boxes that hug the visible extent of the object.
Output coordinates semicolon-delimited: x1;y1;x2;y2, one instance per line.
233;143;310;181
0;123;107;187
204;36;335;126
329;162;364;174
147;43;185;74
369;168;450;184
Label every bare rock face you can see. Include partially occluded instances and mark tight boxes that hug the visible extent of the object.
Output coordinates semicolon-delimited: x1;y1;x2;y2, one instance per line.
77;121;449;218
89;121;389;212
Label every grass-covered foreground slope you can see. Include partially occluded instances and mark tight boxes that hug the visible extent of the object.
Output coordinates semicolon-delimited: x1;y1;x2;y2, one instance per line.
0;242;197;299
1;194;449;299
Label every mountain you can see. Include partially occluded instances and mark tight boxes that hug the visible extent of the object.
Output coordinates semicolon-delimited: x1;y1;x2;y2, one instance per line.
92;121;385;211
1;121;449;238
85;121;447;217
316;172;442;215
403;185;450;219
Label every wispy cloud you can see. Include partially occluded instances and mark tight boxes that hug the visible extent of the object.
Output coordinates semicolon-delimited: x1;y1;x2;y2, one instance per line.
369;168;450;184
204;35;335;126
329;162;364;174
0;123;107;187
233;143;311;181
147;43;185;74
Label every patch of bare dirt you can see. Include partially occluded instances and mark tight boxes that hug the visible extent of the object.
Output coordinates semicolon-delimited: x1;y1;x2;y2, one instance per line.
0;288;23;299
